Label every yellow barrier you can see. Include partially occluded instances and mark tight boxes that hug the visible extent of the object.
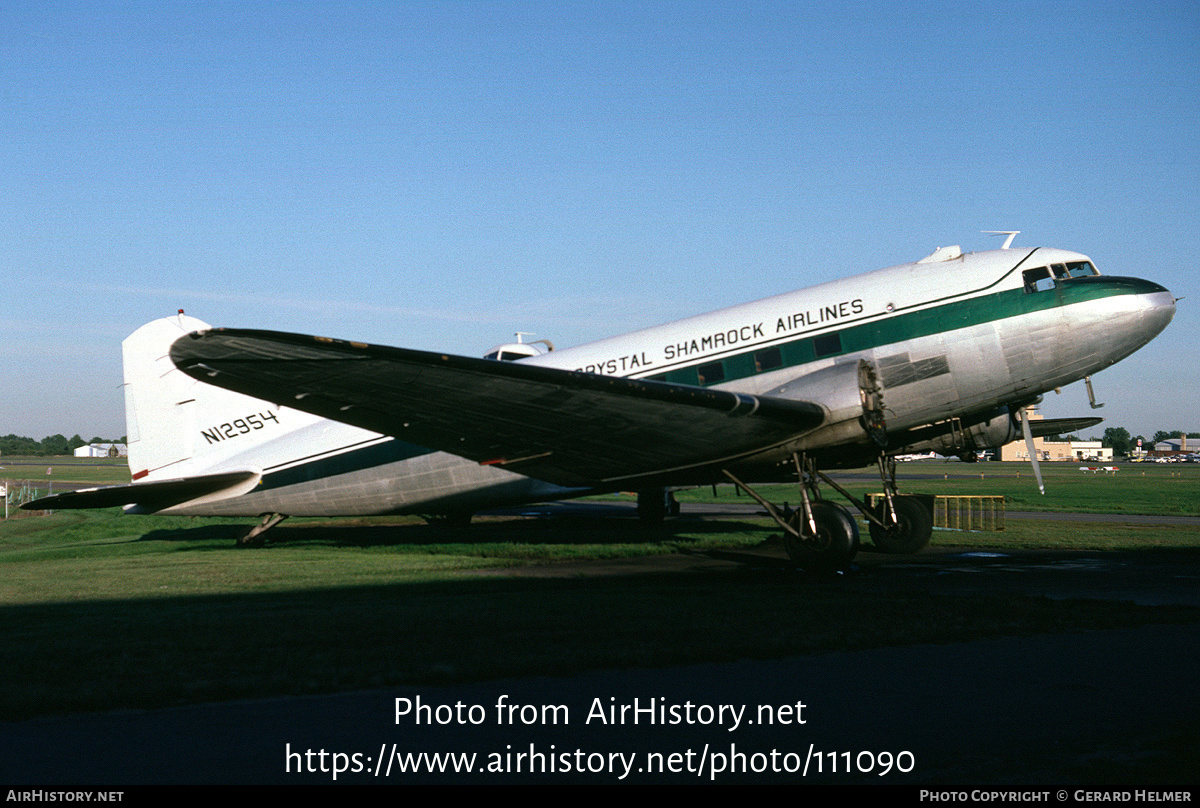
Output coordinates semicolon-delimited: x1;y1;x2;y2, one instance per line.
933;495;1005;531
866;494;1006;532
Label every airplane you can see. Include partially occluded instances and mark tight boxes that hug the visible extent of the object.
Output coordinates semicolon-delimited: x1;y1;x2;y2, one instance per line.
26;235;1176;569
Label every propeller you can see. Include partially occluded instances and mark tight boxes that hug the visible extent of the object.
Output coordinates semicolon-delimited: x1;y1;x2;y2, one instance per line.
1018;407;1045;495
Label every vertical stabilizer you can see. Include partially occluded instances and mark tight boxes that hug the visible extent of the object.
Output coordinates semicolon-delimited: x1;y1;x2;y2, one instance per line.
122;315;310;481
123;315;209;479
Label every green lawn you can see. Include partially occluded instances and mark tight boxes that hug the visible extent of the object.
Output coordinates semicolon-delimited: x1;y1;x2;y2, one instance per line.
678;459;1200;516
2;457;1198;720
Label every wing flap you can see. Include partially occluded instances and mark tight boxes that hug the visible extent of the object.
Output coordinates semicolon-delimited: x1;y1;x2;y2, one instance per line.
21;470;261;513
170;328;826;486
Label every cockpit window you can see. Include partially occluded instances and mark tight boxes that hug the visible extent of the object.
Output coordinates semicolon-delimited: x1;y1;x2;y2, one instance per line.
1022;266;1055;293
1023;261;1099;292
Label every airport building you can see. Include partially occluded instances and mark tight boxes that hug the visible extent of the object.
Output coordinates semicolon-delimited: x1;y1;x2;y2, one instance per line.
1149;437;1198;460
998;411;1112;462
74;443;127;458
1004;438;1112;462
1153;438;1191;453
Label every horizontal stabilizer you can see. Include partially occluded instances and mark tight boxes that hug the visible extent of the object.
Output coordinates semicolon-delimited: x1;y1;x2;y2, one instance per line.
1026;416;1104;438
21;470;261;513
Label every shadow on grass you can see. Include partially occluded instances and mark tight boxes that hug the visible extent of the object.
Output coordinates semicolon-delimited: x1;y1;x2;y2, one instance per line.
6;556;1199;722
136;522;252;545
137;511;775;549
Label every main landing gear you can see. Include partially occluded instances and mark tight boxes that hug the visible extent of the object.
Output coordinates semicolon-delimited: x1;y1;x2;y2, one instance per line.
722;451;933;571
866;456;932;555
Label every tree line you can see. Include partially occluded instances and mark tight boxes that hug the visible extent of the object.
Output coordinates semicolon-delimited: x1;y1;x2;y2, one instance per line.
0;434;127;457
3;428;1196;459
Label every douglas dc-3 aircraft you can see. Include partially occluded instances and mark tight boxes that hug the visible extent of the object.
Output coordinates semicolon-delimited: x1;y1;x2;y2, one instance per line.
28;236;1176;569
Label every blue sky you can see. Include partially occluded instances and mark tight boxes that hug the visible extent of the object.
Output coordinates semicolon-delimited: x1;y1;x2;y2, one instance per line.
2;1;1197;441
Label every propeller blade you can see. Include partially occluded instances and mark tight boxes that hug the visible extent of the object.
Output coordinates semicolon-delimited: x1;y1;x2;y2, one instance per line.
1019;408;1045;495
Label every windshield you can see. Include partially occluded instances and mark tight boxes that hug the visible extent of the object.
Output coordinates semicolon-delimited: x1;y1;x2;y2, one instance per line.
1022;260;1099;292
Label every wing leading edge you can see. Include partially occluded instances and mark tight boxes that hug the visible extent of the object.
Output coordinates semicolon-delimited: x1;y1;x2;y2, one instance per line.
169;328;827;487
1026;417;1104;438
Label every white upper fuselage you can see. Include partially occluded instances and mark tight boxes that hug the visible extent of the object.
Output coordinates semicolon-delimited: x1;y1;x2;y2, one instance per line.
526;246;1172;432
532;247;1081;375
126;244;1175;517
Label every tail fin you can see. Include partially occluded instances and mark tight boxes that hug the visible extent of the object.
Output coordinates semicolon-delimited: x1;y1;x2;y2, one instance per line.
122;314;305;481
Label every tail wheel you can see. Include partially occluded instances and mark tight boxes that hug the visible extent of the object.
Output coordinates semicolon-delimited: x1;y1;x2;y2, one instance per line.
784;500;859;571
869;497;933;554
637;488;671;523
424;512;473;531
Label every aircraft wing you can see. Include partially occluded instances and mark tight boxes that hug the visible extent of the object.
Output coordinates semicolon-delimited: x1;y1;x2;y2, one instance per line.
170;328;826;487
1026;417;1104;438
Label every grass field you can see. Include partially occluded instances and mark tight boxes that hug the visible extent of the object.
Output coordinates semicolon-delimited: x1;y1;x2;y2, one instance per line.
672;458;1200;516
2;458;1199;720
1;455;131;485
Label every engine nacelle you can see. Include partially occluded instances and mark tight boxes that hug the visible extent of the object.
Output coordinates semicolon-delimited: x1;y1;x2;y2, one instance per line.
766;359;886;447
903;408;1019;456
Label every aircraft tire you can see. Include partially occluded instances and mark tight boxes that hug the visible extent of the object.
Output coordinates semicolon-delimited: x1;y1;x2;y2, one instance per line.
868;497;933;554
784;500;859;571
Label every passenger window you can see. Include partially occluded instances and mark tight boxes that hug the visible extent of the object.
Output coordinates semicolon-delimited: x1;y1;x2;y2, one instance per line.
813;332;842;359
1022;266;1055;293
697;361;725;385
754;346;783;372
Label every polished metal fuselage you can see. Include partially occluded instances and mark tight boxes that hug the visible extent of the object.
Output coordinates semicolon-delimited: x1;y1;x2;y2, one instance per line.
147;247;1175;516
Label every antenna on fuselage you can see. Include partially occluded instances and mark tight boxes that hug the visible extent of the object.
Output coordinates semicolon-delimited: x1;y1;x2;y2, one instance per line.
983;230;1021;249
514;332;554;351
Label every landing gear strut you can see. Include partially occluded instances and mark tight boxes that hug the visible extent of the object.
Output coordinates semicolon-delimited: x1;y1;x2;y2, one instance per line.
723;453;859;572
723;448;934;569
719;359;931;563
867;455;932;554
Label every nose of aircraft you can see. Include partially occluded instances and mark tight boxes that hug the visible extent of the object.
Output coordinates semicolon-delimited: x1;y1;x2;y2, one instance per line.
1138;278;1177;338
1097;276;1176;362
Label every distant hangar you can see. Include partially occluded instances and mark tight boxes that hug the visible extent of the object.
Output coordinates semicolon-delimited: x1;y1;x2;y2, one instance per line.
74;443;127;458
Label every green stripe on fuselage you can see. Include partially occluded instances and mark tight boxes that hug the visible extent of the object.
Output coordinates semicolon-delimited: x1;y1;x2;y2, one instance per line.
647;276;1156;388
248;277;1159;491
